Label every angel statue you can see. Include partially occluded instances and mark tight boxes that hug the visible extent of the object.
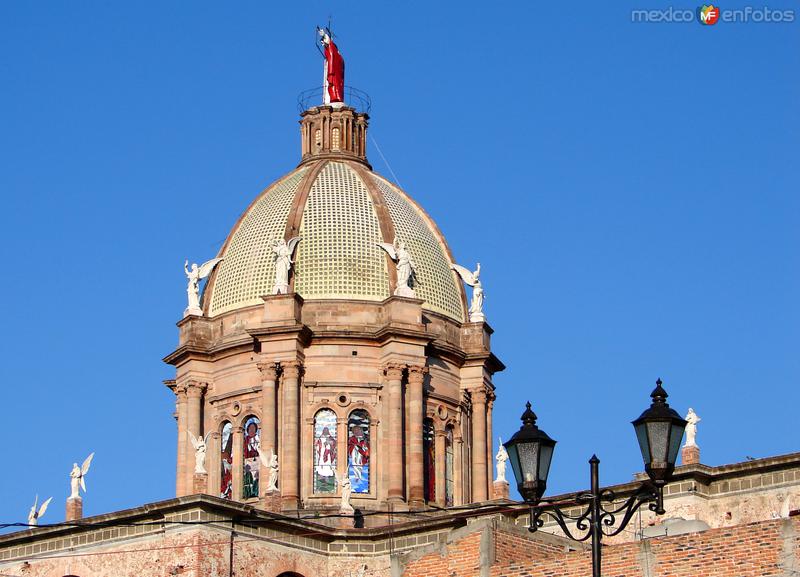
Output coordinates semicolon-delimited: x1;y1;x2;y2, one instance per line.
684;408;701;448
335;470;354;513
27;495;52;526
257;444;279;492
495;437;509;483
452;262;484;322
69;453;94;500
272;237;302;294
188;432;207;474
377;237;418;298
184;258;223;317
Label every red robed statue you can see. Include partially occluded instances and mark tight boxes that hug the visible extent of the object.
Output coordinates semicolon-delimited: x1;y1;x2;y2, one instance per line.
319;27;345;104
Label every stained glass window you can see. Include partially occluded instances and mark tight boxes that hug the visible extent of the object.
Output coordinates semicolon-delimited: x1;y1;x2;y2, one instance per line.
313;409;337;494
220;422;233;499
445;427;454;507
423;418;435;502
242;416;260;499
347;410;370;494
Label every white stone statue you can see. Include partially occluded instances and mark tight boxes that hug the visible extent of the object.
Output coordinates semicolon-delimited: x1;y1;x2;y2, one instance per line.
257;444;279;492
187;432;207;474
69;453;94;500
377;237;418;298
272;237;302;294
495;436;509;483
27;495;52;526
184;258;223;317
684;408;701;447
451;262;484;322
336;471;354;513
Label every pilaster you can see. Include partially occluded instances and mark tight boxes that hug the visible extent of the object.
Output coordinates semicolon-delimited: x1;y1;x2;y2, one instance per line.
407;365;428;507
470;386;488;502
385;363;406;502
280;360;303;510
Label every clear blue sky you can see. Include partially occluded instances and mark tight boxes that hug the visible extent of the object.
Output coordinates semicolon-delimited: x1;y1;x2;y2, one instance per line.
1;1;798;526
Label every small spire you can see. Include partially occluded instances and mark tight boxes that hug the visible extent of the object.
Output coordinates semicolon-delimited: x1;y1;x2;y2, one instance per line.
521;401;538;425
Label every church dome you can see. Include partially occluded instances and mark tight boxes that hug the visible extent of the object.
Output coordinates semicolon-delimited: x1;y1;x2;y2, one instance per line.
205;112;467;322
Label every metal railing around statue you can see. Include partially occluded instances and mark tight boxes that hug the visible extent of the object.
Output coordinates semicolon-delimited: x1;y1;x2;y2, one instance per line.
297;86;372;114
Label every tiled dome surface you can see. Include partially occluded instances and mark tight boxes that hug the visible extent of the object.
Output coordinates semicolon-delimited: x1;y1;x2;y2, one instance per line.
206;160;465;321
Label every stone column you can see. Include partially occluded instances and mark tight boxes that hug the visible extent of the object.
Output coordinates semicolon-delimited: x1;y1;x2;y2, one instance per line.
486;395;495;487
407;365;427;507
207;431;220;497
257;362;278;495
280;361;302;510
454;429;464;506
174;384;188;496
434;428;447;506
185;381;206;494
232;426;244;500
470;387;488;502
386;363;405;503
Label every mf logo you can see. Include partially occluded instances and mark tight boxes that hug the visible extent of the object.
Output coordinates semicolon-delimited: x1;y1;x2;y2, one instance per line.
698;4;720;24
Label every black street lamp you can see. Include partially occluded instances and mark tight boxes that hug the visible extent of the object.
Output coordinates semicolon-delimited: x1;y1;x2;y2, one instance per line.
504;379;687;577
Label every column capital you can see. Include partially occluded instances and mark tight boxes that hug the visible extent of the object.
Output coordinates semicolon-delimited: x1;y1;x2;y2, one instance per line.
384;363;405;379
407;365;429;382
256;361;278;379
469;386;488;404
185;381;208;397
280;360;303;379
174;383;188;397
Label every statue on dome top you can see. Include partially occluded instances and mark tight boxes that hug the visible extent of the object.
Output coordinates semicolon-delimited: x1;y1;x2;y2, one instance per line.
452;262;485;322
69;453;94;500
27;495;52;526
272;237;302;294
684;408;701;447
377;237;418;298
188;432;208;474
318;25;345;105
184;258;223;317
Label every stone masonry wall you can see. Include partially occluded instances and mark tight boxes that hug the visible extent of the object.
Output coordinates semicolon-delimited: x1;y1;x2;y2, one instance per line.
404;516;800;577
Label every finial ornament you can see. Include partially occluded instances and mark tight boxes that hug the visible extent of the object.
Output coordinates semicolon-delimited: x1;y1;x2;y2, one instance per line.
317;25;345;105
271;237;302;294
451;262;484;321
27;495;52;526
69;453;94;500
684;408;701;448
184;258;223;317
187;432;207;474
257;443;279;492
495;436;509;483
377;237;418;298
335;470;354;513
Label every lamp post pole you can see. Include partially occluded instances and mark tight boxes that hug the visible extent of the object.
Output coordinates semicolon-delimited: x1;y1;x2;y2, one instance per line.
504;380;687;577
589;456;601;577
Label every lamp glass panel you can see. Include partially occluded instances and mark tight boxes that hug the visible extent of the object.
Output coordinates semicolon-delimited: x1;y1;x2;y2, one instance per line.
517;441;540;483
646;421;670;463
668;422;685;464
538;444;554;483
507;444;523;487
635;422;651;464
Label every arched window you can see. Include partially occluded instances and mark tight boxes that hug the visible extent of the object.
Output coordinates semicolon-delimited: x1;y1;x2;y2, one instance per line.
445;426;454;506
220;422;233;499
347;409;370;493
242;415;261;499
423;418;435;502
331;127;341;151
313;409;337;493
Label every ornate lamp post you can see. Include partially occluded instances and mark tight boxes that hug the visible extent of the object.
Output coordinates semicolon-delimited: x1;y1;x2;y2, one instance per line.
504;379;686;577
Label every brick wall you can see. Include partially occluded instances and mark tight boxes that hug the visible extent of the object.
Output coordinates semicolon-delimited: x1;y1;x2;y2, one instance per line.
404;516;800;577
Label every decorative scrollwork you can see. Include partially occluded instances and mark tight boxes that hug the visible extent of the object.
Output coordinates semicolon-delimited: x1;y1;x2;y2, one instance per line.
529;484;660;540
